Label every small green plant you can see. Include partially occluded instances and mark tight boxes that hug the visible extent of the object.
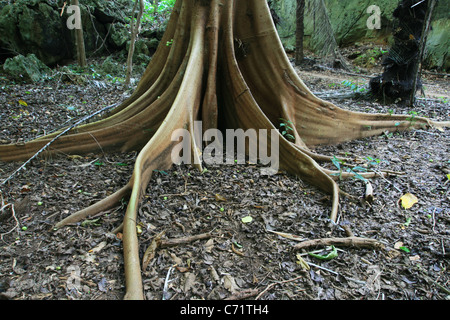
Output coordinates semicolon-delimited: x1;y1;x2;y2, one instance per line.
438;96;449;104
341;80;367;93
330;156;387;182
279;118;295;141
407;110;421;124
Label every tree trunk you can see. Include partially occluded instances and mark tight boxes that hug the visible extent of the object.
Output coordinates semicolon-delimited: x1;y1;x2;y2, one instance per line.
125;0;145;87
71;0;87;67
295;0;305;65
369;0;431;104
409;0;436;106
0;0;448;300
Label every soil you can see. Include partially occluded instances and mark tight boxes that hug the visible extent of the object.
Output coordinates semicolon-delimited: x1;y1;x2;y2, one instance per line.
0;55;449;301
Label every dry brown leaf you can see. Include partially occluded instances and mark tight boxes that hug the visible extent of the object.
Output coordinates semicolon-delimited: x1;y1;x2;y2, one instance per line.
215;193;227;201
142;230;165;270
223;274;239;293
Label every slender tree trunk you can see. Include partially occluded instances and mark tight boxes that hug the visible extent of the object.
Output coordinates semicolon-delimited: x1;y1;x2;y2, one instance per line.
295;0;305;65
71;0;87;67
125;0;145;87
410;0;436;106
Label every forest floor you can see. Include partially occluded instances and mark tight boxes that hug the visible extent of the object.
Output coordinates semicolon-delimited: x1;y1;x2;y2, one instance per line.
0;52;449;301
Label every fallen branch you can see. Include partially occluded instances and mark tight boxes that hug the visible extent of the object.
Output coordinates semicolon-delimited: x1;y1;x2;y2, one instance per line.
160;232;212;248
293;236;385;251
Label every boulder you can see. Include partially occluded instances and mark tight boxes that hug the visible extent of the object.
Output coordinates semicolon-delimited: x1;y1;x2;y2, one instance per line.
0;0;138;66
3;53;51;82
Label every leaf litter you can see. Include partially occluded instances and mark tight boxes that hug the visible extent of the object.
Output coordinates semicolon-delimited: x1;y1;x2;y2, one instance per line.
0;67;449;300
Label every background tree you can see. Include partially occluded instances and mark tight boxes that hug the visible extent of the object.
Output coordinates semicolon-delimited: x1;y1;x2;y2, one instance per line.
295;0;305;65
369;0;434;104
410;0;436;106
125;0;145;87
0;0;448;300
71;0;87;67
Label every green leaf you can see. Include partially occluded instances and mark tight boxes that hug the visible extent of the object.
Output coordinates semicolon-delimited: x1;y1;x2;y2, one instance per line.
404;217;412;227
308;246;338;260
331;156;342;170
285;134;295;140
241;216;253;224
399;246;410;253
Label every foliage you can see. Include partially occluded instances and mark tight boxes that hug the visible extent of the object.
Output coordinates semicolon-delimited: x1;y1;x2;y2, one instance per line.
340;80;367;93
125;0;176;28
279;118;295;141
331;156;387;182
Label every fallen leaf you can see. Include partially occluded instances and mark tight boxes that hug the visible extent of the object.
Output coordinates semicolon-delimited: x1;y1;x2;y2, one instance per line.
399;193;418;209
409;255;420;261
204;238;214;253
308;246;338;260
183;272;196;292
176;266;190;273
223;274;239;293
394;241;404;249
241;216;253;223
142;231;165;270
267;230;305;242
215;193;227;201
18;99;28;106
89;241;107;253
296;254;310;270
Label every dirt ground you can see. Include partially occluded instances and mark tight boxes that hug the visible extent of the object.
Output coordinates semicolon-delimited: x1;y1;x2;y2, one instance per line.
0;55;449;301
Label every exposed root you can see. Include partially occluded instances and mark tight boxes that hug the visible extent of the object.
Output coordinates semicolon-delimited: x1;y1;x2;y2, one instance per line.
53;184;132;229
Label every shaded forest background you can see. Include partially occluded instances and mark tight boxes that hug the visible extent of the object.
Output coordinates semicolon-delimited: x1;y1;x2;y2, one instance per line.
0;0;448;85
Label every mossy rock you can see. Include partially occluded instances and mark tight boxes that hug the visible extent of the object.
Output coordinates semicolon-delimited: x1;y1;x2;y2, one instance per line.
3;53;51;82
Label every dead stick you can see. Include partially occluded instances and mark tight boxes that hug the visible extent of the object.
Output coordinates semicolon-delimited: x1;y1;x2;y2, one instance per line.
225;288;260;300
294;236;385;251
160;232;212;248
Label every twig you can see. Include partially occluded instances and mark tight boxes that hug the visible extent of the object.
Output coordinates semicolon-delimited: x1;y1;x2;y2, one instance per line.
307;262;366;285
142;232;212;270
294;236;385;251
225;288;260;300
160;232;212;248
255;275;303;300
1;102;119;186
